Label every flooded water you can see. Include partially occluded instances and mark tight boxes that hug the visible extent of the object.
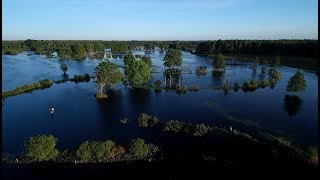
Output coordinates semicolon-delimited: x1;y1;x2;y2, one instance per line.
2;51;318;153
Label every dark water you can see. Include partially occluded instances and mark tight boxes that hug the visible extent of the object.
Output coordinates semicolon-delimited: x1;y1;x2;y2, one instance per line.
2;51;318;153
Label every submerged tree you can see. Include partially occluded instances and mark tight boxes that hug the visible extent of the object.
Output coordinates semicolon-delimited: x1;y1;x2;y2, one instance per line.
141;56;152;70
123;53;135;66
60;64;68;74
94;61;122;98
124;59;151;87
272;56;280;69
213;53;225;71
163;48;182;68
286;70;306;96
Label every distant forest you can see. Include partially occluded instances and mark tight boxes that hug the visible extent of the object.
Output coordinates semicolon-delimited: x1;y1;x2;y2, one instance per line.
2;39;318;57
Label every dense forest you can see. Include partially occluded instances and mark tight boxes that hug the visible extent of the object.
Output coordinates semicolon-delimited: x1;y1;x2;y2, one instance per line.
2;39;318;61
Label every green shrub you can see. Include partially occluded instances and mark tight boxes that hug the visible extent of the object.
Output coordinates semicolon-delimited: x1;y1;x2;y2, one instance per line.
96;93;108;99
188;85;200;92
175;85;187;94
24;135;59;162
39;79;53;88
138;113;150;127
154;80;161;87
110;145;126;160
129;138;150;159
76;141;92;162
101;140;116;160
149;116;160;127
193;124;210;136
234;82;240;92
91;141;105;160
76;140;116;162
258;80;270;88
183;122;194;133
147;144;159;156
268;69;282;80
138;113;160;127
196;66;207;75
164;120;184;133
242;80;259;92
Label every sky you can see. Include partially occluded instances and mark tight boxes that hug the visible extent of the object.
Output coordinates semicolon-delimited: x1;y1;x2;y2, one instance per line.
2;0;318;40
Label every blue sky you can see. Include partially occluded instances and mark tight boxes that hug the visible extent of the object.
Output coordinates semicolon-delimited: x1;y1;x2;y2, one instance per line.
2;0;318;40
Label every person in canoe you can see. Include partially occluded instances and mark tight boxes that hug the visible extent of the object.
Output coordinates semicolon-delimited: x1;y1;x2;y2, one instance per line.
49;107;55;114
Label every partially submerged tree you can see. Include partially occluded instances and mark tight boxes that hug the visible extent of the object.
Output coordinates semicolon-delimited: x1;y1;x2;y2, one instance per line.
286;70;306;96
272;56;280;69
163;48;182;68
94;61;122;98
213;53;225;71
60;64;68;74
141;56;152;69
123;53;135;66
124;58;151;87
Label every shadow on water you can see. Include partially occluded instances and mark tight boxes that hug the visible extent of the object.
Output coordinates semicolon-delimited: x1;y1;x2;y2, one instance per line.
269;80;277;89
128;88;151;109
211;71;225;86
258;72;266;81
62;74;69;80
251;69;257;79
95;90;124;122
284;95;303;117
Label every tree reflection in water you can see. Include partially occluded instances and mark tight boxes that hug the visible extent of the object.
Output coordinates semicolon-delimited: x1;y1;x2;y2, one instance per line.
284;95;302;117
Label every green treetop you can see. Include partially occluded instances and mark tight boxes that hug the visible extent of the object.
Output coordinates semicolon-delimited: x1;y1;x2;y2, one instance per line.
286;70;306;95
213;53;225;70
94;61;123;98
163;48;182;68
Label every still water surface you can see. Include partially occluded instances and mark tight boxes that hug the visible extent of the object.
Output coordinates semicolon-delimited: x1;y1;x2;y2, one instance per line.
2;51;318;153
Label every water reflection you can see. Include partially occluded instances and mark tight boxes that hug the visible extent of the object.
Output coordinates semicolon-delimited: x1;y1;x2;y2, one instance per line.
251;69;257;79
212;71;225;86
62;74;69;80
163;73;182;87
269;80;276;89
284;95;303;117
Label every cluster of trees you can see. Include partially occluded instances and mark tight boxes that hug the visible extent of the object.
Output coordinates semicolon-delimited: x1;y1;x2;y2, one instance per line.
124;54;151;87
72;74;91;83
286;70;306;96
76;140;125;162
2;79;53;98
164;120;211;136
241;80;272;92
163;48;182;68
213;54;226;71
2;40;173;58
195;40;318;58
24;135;59;162
22;135;159;163
138;113;160;127
94;61;123;98
3;39;317;59
93;54;153;98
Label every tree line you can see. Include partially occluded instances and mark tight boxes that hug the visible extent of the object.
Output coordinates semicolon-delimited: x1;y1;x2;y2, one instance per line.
3;39;318;58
